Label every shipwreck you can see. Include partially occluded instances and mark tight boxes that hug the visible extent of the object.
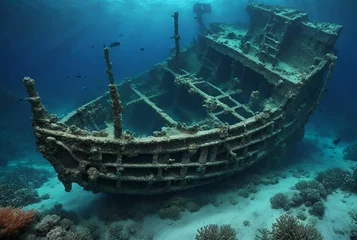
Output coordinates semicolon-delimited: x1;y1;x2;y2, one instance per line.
24;3;342;194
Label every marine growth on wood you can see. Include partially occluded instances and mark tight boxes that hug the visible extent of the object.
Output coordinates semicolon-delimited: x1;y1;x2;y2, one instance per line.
23;3;342;195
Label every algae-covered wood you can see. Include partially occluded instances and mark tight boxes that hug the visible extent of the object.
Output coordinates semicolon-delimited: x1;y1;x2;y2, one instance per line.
24;3;342;194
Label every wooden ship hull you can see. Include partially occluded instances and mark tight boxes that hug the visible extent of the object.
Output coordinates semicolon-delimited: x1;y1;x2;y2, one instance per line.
24;3;342;194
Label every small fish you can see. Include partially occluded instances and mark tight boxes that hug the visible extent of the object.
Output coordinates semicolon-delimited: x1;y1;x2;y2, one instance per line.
17;97;29;102
119;34;124;37
109;42;120;47
83;76;87;80
92;46;94;48
332;138;341;145
75;75;82;78
81;86;88;90
65;76;70;79
140;48;145;51
328;146;335;150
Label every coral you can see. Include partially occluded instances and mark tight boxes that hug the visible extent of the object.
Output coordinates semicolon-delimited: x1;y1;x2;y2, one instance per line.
125;221;142;236
45;226;67;240
25;233;39;240
106;220;152;240
85;222;102;239
44;225;92;240
350;209;357;223
295;180;327;203
343;172;357;192
316;168;351;193
74;226;93;240
31;214;93;240
108;222;129;240
243;220;251;227
292;180;327;217
0;183;40;208
136;232;155;240
158;195;202;221
256;228;270;240
271;214;323;240
0;166;52;208
237;189;249;198
290;193;304;207
162;195;189;208
349;209;357;239
256;214;323;240
186;201;200;212
301;189;322;204
158;205;182;221
46;204;79;224
259;177;279;185
59;218;74;230
229;196;239;205
270;193;289;210
0;166;52;189
309;201;325;218
195;224;237;240
35;214;61;236
296;211;307;221
0;207;37;238
269;170;350;219
246;184;258;193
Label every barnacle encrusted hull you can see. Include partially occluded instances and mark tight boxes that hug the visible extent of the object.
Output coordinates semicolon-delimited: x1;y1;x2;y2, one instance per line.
24;3;342;194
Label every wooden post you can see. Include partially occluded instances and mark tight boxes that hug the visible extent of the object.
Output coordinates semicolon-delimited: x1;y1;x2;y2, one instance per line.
172;12;180;67
23;77;50;125
104;47;123;138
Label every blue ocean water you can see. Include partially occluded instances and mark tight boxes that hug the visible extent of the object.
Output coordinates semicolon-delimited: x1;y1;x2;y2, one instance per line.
1;0;357;239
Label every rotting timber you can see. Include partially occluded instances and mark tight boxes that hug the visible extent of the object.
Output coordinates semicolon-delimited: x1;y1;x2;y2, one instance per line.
24;3;342;194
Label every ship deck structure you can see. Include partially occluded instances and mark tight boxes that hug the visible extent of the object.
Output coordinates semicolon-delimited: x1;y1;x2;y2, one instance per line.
24;3;342;195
